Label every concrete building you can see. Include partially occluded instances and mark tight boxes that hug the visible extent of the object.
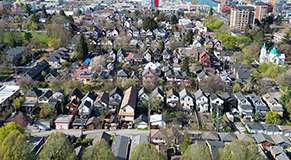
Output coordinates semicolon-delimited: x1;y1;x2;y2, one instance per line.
230;5;255;31
248;1;268;21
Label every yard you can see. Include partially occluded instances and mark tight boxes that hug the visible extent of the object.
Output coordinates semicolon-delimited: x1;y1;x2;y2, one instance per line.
0;70;14;81
4;32;48;45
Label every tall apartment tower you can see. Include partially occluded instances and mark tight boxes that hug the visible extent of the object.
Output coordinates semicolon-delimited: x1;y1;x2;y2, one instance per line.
230;6;255;31
250;1;268;21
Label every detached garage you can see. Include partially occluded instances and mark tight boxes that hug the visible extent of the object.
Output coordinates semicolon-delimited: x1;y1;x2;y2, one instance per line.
54;115;73;130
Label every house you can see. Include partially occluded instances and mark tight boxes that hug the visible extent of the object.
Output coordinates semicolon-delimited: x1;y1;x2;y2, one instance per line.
25;87;43;101
78;100;93;118
210;94;224;113
109;87;123;109
245;122;264;134
38;90;53;104
206;141;225;160
234;92;253;121
194;89;209;113
112;135;130;160
262;123;281;135
179;88;195;112
196;70;208;82
152;48;161;62
72;118;87;129
85;116;100;129
107;48;117;62
236;134;255;142
202;132;220;141
37;118;54;130
68;88;83;103
54;115;73;129
163;48;172;62
218;133;237;143
262;93;283;116
130;71;140;82
152;87;165;105
268;146;289;160
133;53;143;64
92;131;111;145
45;69;59;82
6;46;26;63
198;50;211;67
117;69;129;80
117;48;126;62
142;68;161;85
151;129;166;143
193;40;202;48
166;89;180;109
146;30;153;37
75;70;97;84
150;114;166;129
252;133;274;147
143;48;153;63
220;92;237;112
259;44;285;66
119;87;137;122
271;134;291;148
124;53;135;64
25;60;50;82
129;135;148;159
248;93;269;117
81;91;97;104
46;50;69;68
153;145;167;158
137;87;149;109
231;64;251;81
134;114;148;129
94;92;109;110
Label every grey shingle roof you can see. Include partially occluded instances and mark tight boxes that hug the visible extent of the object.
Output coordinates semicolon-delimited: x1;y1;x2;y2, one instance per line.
120;87;137;109
252;133;274;144
270;134;291;145
110;87;123;97
25;87;43;97
129;135;148;159
26;60;50;80
138;87;149;97
112;135;130;160
92;131;111;145
245;122;264;130
134;114;148;124
206;140;225;159
194;89;206;99
179;88;193;99
262;124;281;132
151;87;164;97
202;132;220;141
218;133;237;142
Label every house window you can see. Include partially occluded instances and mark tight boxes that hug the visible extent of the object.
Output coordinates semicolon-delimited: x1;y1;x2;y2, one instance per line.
123;109;126;112
188;98;190;101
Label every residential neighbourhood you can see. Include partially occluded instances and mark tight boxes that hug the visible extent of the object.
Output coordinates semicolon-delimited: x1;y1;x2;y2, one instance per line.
1;0;291;159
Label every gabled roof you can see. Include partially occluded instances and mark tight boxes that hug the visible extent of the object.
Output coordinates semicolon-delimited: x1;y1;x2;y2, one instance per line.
206;140;225;159
117;69;129;77
236;134;255;142
220;92;236;101
92;131;111;145
194;89;206;99
134;114;148;124
86;116;100;126
129;135;148;159
25;87;43;97
95;92;109;104
112;135;130;160
271;134;291;145
151;87;164;97
39;90;53;100
110;87;123;97
70;88;83;99
252;133;274;144
120;87;137;109
26;60;50;79
83;91;98;102
218;133;237;142
245;122;264;130
202;132;220;141
179;88;193;99
151;129;165;139
262;124;280;132
138;87;150;97
166;89;179;98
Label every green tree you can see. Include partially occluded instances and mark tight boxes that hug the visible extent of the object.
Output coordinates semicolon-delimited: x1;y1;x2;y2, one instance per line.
251;68;262;81
76;33;88;61
134;10;141;18
171;15;178;25
12;97;25;111
38;132;76;160
154;10;160;17
281;90;291;115
281;32;291;45
16;77;33;94
216;140;264;160
9;36;16;48
0;122;24;146
180;138;191;154
272;28;278;35
264;65;284;79
25;4;32;16
157;12;165;22
41;5;48;18
0;130;31;160
258;62;273;73
82;139;115;160
60;10;66;17
142;17;158;31
205;18;224;30
186;29;194;44
265;111;280;124
276;15;283;26
46;15;52;25
233;83;241;93
180;56;189;72
209;7;213;17
40;103;57;118
130;143;165;160
24;32;32;43
41;70;47;77
252;113;261;122
181;144;212;160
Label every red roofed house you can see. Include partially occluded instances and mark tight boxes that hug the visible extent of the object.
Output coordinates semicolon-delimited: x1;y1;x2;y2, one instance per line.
199;50;211;67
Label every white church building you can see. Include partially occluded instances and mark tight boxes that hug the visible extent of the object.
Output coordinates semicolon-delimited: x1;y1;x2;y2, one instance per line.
259;44;285;66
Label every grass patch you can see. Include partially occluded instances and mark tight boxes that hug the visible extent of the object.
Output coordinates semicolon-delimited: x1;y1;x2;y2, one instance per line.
4;32;48;45
0;70;14;81
280;86;287;92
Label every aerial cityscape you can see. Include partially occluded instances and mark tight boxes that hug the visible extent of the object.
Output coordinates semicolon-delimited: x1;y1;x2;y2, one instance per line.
0;0;291;159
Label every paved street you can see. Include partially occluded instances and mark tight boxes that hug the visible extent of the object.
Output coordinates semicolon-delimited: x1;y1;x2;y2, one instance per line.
28;126;149;139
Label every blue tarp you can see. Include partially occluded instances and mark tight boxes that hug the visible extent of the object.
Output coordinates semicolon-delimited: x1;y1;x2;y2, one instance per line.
82;58;91;65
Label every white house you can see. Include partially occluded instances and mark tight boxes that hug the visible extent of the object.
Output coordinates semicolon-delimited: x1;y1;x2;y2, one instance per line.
78;100;92;117
54;115;73;130
178;19;192;26
166;89;180;108
150;114;166;129
194;89;209;113
259;44;285;66
179;88;195;111
234;92;253;121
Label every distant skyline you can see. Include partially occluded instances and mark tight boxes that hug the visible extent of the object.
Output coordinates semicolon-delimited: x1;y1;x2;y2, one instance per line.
163;0;218;6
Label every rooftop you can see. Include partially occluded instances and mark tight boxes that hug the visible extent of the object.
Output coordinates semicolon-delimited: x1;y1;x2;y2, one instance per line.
0;85;20;105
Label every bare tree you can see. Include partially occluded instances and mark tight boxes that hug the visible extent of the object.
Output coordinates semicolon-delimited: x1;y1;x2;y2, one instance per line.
16;77;33;94
200;75;225;94
90;56;106;72
13;112;28;129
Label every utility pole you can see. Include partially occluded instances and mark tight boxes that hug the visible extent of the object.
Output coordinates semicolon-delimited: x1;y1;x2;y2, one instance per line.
216;104;219;132
147;100;151;143
80;109;83;136
272;118;277;135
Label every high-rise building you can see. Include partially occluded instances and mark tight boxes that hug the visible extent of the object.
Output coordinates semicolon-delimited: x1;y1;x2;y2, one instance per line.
142;0;161;7
249;1;268;21
230;5;255;31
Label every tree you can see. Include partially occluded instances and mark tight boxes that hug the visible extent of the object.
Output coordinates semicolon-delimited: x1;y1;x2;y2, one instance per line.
41;5;48;18
281;32;291;45
0;130;31;160
264;65;284;79
157;12;165;22
281;91;291;115
205;18;224;31
60;10;66;17
24;32;32;43
233;83;241;93
58;28;71;48
186;29;194;44
181;144;212;160
12;97;24;111
265;111;280;124
121;79;136;91
251;68;262;81
192;0;198;4
46;15;52;25
209;7;213;17
25;4;32;16
180;138;191;154
276;69;291;89
0;122;24;146
276;15;283;26
82;139;115;160
216;140;264;160
200;75;225;94
277;44;291;56
258;62;273;73
49;78;63;91
17;77;33;94
38;132;76;160
180;56;189;72
130;143;165;160
252;113;261;122
142;17;158;31
134;10;141;18
154;10;160;17
90;55;106;72
40;103;57;118
9;36;16;48
171;15;178;25
76;33;88;61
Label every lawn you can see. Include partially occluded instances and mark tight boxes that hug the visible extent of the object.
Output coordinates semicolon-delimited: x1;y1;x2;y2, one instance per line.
0;70;14;81
4;32;49;45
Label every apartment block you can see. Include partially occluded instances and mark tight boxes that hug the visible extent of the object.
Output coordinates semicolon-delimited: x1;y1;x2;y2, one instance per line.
230;5;255;31
249;1;268;21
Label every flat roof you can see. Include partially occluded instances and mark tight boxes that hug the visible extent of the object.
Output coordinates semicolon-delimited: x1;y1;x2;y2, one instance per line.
54;115;73;123
0;85;20;105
